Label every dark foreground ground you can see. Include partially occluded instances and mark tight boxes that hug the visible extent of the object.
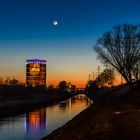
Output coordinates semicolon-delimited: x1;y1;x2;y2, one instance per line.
42;84;140;140
0;85;75;118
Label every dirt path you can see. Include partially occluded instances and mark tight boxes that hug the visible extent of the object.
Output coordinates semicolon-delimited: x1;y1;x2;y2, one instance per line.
41;95;140;140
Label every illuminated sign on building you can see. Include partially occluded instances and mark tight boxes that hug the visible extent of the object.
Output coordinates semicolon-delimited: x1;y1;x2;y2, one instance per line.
26;59;46;86
26;59;47;64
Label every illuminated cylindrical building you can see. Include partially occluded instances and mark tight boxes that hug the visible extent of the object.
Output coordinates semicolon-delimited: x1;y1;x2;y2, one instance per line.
26;59;46;86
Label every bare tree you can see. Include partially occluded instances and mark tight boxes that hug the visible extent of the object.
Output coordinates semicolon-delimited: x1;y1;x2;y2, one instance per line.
132;56;140;80
0;77;3;84
96;68;115;87
4;76;10;85
94;24;140;87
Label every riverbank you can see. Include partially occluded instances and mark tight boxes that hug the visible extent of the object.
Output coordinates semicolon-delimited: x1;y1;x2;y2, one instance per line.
42;83;140;140
0;85;76;118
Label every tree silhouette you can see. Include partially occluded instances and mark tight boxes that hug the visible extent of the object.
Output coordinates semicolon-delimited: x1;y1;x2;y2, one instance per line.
94;24;140;87
9;79;19;85
96;68;115;87
85;80;98;94
58;81;67;91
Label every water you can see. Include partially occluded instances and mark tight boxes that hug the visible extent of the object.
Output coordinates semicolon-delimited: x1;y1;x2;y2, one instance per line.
0;94;92;140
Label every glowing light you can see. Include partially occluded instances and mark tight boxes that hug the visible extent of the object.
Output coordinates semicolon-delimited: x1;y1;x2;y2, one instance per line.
53;20;58;26
113;111;121;115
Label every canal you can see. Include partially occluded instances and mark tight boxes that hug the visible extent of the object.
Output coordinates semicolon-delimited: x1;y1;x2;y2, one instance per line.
0;94;92;140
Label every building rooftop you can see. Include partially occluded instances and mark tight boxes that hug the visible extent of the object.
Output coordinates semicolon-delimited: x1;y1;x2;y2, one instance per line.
26;59;47;64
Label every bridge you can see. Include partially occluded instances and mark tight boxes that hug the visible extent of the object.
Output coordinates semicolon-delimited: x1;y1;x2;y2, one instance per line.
76;88;86;94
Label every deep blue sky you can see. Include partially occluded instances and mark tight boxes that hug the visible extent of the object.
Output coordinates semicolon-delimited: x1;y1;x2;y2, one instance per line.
0;0;140;87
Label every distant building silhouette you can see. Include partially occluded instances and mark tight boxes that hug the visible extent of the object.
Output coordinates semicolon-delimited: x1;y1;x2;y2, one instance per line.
26;59;46;86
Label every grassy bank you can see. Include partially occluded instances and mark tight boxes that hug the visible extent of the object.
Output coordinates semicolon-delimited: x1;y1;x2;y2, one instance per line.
0;85;75;118
42;83;140;140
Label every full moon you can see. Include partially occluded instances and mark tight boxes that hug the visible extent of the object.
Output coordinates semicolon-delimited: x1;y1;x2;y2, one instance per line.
53;20;58;26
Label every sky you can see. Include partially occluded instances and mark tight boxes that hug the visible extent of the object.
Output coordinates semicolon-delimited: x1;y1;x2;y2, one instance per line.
0;0;140;87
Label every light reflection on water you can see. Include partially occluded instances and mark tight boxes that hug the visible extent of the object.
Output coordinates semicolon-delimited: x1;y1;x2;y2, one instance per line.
0;94;92;140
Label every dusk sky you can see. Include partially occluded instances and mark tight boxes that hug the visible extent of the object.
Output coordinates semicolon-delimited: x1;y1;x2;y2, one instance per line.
0;0;140;87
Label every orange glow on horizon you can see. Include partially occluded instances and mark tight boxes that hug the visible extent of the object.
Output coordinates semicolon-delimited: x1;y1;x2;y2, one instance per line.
10;72;126;88
15;77;87;88
47;79;87;88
